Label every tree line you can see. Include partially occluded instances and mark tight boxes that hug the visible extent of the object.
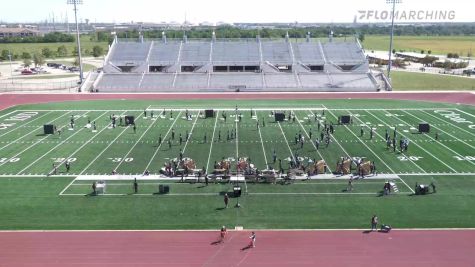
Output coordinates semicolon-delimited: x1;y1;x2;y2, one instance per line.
0;32;74;43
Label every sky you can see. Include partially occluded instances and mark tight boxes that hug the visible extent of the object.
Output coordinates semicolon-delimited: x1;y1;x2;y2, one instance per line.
0;0;473;24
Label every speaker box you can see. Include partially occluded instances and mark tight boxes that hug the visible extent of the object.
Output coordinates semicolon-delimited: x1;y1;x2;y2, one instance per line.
274;113;285;122
159;185;170;194
233;186;242;197
205;109;214;118
419;123;430;133
340;115;351;124
125;115;135;126
43;124;54;135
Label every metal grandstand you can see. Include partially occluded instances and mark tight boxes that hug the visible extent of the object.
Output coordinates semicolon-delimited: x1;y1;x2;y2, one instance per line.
92;34;388;92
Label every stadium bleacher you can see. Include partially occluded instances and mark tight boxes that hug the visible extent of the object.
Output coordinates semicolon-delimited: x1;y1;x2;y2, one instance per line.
94;36;381;92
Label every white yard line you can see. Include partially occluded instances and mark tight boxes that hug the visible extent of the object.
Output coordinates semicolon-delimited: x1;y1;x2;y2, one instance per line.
388;110;471;171
257;121;269;168
0;110;19;120
0;111;70;151
362;110;426;173
455;108;475;120
16;111;94;175
325;108;415;194
277;121;295;160
205;111;220;173
114;111;163;171
235;117;239;166
0;113;74;169
143;111;182;174
421;110;475;138
182;111;200;154
79;111;140;175
377;110;458;173
0;111;53;139
325;108;395;173
404;110;475;150
58;177;78;196
312;108;352;159
53;111;118;172
295;111;332;173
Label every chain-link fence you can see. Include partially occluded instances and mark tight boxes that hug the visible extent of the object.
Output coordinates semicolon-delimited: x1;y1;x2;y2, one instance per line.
0;80;79;92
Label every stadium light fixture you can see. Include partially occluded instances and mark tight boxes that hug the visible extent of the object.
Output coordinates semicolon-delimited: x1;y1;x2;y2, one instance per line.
67;0;84;87
386;0;402;83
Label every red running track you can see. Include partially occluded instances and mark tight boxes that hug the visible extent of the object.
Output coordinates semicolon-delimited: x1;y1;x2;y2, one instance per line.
0;92;474;111
0;230;474;267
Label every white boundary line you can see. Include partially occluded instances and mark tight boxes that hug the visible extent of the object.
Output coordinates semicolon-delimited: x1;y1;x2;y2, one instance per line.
114;111;163;171
58;177;77;196
363;110;426;173
78;111;136;175
3;172;475;178
294;111;332;173
379;110;459;173
16;108;456;112
0;228;474;232
143;111;182;173
206;111;219;173
16;111;94;175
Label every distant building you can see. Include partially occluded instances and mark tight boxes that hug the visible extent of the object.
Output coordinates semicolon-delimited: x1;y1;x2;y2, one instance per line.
0;28;41;38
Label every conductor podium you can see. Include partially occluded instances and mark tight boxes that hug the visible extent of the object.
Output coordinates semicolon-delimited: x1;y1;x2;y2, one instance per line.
274;113;285;122
419;123;430;133
205;109;214;118
159;184;170;194
233;186;242;197
125;115;135;126
43;124;54;135
339;115;351;124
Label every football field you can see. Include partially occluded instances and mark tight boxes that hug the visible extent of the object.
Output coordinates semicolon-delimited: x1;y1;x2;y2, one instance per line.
0;98;474;229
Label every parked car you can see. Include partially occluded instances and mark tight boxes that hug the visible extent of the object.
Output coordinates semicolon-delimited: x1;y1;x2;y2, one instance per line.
21;69;34;75
68;67;80;72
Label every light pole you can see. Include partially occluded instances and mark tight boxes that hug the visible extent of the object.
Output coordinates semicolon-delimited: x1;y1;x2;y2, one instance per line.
8;51;13;84
67;0;84;85
386;0;402;82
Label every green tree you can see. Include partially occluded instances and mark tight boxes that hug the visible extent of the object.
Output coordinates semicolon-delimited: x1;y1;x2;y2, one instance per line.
92;45;104;57
33;53;45;67
41;47;53;58
23;58;32;68
73;57;80;67
0;50;10;61
21;52;32;60
57;45;68;57
358;33;365;43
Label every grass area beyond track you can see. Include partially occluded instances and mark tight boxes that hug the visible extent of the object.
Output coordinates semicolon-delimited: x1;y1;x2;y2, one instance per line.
0;99;474;230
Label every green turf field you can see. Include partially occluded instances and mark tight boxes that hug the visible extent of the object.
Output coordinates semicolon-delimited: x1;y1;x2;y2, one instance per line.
0;99;474;230
363;35;475;56
390;71;475;91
